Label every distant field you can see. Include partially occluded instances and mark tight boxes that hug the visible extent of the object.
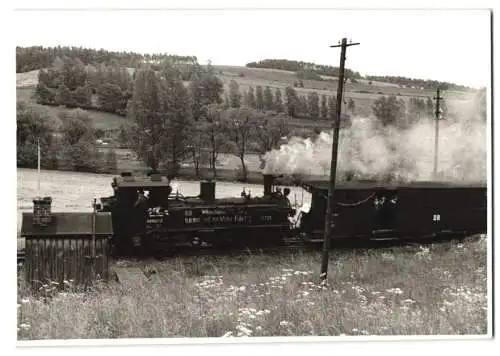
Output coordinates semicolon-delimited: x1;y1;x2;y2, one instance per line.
106;147;264;174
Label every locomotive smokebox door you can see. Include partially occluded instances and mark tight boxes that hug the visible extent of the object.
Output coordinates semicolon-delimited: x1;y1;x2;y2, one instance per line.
200;180;216;201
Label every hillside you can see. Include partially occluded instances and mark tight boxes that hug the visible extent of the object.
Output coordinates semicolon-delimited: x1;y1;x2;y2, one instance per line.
17;65;478;133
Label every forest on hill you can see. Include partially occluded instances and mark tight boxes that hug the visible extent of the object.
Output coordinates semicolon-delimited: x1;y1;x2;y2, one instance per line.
246;58;471;91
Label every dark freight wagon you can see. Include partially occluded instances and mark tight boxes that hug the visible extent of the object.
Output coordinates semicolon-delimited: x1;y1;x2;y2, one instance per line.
299;180;487;242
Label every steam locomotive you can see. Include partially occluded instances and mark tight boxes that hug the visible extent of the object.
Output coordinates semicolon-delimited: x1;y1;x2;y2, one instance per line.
96;173;297;256
94;172;487;256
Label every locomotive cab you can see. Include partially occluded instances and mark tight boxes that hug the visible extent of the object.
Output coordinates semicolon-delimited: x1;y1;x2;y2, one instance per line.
100;172;172;255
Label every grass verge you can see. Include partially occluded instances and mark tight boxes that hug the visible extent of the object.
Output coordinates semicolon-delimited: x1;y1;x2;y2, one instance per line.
17;235;488;340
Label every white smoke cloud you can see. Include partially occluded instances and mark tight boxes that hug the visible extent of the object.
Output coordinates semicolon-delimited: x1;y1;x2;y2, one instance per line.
263;106;486;184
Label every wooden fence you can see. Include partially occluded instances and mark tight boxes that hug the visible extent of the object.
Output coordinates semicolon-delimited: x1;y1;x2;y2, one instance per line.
21;211;113;289
24;235;110;289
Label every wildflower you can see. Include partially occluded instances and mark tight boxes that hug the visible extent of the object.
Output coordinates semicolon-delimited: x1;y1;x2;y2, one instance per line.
280;321;290;327
236;325;253;336
382;253;395;260
19;323;30;330
386;288;403;295
402;298;415;304
239;286;246;292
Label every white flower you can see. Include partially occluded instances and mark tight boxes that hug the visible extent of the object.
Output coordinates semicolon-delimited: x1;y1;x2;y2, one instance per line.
239;286;246;292
386;288;403;295
19;323;30;330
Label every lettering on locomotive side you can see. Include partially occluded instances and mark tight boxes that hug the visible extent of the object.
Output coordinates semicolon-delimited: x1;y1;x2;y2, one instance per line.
185;217;201;224
203;215;251;224
201;209;226;215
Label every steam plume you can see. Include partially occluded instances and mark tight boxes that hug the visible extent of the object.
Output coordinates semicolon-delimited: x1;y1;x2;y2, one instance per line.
263;101;486;184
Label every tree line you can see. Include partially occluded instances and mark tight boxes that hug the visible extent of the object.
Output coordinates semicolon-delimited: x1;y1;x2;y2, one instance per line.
33;55;357;122
246;59;362;80
247;58;471;91
223;80;356;122
16;46;197;74
364;75;470;91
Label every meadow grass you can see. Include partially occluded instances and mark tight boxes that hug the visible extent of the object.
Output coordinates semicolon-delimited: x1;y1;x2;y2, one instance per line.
17;235;488;340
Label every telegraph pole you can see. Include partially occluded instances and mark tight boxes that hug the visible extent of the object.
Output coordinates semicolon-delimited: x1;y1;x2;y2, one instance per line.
320;38;360;282
433;88;444;180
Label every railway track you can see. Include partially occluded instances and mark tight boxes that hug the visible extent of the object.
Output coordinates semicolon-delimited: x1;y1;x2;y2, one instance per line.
16;232;473;267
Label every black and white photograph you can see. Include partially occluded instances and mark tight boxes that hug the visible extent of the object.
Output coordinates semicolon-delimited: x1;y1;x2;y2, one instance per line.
11;1;493;350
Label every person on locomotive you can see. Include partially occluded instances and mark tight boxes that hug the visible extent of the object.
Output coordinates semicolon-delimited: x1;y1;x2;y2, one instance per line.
132;189;149;235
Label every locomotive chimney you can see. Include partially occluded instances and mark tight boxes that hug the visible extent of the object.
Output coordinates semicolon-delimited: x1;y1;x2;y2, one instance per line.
33;196;52;227
263;174;274;196
200;180;216;201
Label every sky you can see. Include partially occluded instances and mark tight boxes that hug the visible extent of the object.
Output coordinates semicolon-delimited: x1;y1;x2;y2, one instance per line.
14;8;491;88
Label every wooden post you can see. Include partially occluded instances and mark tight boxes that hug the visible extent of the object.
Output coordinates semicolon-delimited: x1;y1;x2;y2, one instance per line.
91;198;96;278
37;138;40;195
433;88;444;180
320;38;360;282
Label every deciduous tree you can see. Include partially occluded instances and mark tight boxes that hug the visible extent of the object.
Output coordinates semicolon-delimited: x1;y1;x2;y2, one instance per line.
263;86;274;111
228;79;242;108
372;95;407;127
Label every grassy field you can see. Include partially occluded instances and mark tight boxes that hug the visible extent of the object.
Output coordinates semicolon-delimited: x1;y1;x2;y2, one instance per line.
17;234;488;339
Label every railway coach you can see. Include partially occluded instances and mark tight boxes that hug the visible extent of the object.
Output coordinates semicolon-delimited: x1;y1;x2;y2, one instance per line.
297;180;487;243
